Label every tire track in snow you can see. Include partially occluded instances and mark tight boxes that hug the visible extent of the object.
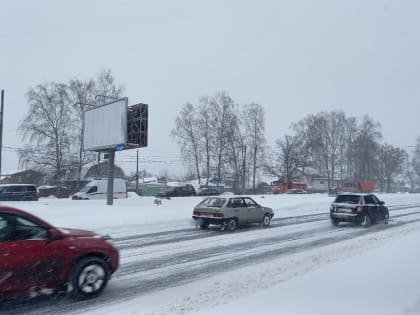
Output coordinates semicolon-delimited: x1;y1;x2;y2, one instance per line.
115;203;420;250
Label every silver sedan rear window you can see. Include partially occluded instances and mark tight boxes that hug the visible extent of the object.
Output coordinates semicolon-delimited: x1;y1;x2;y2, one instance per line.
199;197;227;208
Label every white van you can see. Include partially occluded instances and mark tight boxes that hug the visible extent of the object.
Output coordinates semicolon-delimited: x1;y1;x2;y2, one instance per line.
72;179;127;200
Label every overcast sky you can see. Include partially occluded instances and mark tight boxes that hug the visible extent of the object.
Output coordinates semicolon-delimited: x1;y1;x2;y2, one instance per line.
0;0;419;176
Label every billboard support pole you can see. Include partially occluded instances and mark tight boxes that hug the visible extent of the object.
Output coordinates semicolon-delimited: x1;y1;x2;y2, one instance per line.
107;149;115;205
136;149;139;195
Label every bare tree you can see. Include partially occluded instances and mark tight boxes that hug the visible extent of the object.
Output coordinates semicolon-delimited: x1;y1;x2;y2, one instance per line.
210;91;236;185
225;110;248;193
305;111;348;187
197;96;213;186
353;115;382;181
411;137;420;188
405;157;418;192
68;78;96;180
94;69;124;102
343;116;358;180
242;103;266;192
290;113;333;183
19;82;75;180
377;144;406;192
171;103;202;184
292;114;322;179
275;135;302;182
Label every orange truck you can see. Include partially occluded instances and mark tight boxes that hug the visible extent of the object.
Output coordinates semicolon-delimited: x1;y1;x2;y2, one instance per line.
340;181;375;193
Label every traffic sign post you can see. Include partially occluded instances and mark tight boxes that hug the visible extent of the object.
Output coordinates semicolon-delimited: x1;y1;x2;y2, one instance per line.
107;149;115;205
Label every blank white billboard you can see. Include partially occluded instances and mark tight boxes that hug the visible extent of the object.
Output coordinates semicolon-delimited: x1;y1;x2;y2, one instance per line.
84;99;127;151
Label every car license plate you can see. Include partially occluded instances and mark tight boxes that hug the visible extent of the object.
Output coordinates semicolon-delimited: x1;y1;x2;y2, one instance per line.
340;208;353;213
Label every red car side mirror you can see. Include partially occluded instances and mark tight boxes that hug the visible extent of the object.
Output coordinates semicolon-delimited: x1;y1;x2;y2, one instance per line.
49;228;63;241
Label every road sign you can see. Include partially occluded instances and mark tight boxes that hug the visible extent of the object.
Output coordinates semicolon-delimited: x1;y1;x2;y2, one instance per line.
115;143;125;151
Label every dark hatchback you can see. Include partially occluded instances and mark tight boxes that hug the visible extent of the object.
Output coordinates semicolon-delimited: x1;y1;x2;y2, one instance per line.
197;187;221;196
330;193;389;227
0;184;39;201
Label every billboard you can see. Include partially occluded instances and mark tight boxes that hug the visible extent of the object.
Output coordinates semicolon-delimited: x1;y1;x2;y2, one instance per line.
127;103;148;148
84;99;127;151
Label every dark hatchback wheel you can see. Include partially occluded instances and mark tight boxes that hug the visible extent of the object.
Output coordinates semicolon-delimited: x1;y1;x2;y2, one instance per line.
199;221;209;229
71;257;110;300
384;211;389;224
363;214;372;227
330;218;340;226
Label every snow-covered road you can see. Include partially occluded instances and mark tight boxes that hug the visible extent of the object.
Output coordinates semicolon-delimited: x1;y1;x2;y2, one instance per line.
2;193;420;314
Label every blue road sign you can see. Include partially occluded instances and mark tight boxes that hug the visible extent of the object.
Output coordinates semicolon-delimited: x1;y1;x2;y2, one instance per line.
115;143;125;151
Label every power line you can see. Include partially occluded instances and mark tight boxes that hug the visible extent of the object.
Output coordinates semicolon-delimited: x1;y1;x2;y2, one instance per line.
2;145;20;152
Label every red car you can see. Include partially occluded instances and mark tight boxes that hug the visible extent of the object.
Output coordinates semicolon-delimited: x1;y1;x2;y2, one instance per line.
0;206;119;301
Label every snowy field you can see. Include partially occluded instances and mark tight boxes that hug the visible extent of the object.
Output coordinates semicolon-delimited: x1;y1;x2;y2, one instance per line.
2;192;420;315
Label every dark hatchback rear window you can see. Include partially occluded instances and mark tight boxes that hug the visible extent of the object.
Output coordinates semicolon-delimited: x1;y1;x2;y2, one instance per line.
334;195;361;204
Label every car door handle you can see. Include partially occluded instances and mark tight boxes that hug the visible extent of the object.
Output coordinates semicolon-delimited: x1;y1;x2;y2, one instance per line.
0;252;10;257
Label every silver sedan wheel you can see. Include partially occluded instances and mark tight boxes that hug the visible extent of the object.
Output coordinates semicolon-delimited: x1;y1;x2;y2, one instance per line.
262;214;271;228
226;218;237;231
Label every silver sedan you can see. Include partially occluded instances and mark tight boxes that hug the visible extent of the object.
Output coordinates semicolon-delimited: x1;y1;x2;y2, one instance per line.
192;196;274;231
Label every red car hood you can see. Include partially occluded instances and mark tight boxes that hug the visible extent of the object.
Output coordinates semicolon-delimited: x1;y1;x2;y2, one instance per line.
59;227;97;238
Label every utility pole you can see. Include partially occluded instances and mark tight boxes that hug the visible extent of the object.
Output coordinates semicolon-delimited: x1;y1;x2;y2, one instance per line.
107;149;115;205
0;90;4;177
136;149;139;195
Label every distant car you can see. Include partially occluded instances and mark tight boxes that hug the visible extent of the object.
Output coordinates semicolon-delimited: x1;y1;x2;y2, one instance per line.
0;206;119;300
72;179;127;200
156;184;196;198
197;187;221;196
256;182;271;194
38;185;70;199
330;193;389;227
192;196;274;231
286;189;307;194
0;184;38;201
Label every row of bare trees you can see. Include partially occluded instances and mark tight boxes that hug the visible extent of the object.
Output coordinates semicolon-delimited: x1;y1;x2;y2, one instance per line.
18;78;419;192
410;137;420;191
18;69;124;181
274;111;409;192
174;96;415;193
171;92;266;193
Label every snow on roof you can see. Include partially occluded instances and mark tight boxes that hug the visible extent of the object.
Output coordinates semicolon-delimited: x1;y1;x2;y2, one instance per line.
143;177;158;183
38;185;58;189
